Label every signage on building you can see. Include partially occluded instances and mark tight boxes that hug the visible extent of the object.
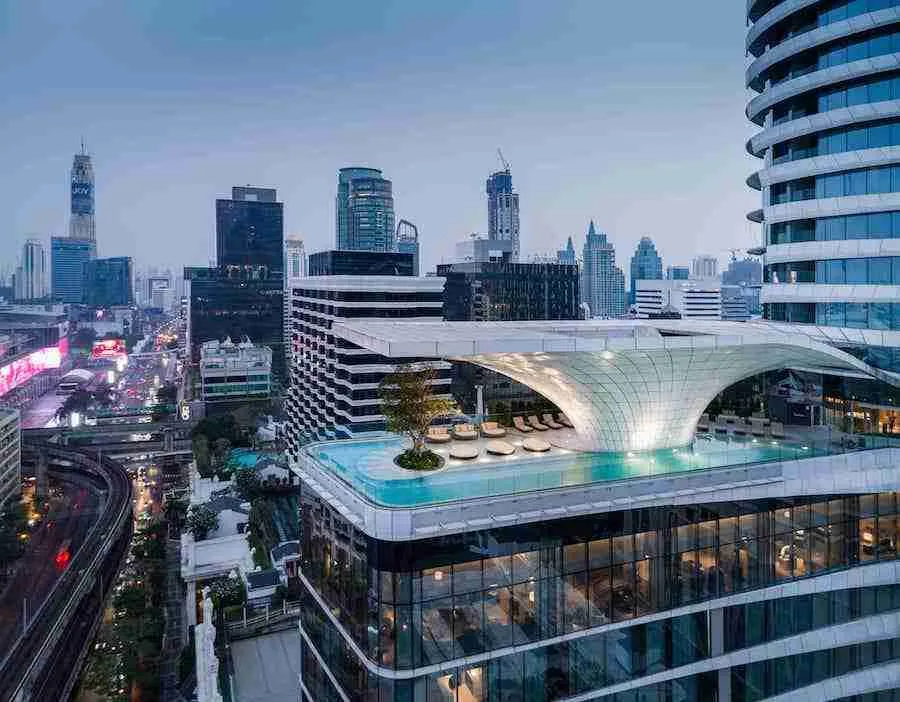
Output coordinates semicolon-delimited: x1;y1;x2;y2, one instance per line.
91;338;127;360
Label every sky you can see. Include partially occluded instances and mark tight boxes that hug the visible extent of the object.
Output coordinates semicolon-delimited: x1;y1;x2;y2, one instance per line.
0;0;759;278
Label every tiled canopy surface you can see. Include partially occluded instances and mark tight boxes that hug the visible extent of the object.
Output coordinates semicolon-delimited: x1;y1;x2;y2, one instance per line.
332;319;900;452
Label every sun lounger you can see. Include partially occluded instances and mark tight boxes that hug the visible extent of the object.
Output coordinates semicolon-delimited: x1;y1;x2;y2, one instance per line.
558;413;574;428
750;418;766;437
542;413;563;429
452;423;478;440
770;421;785;439
486;440;516;456
528;415;549;431
523;437;551;452
425;426;451;444
449;445;479;460
480;421;507;438
513;416;534;433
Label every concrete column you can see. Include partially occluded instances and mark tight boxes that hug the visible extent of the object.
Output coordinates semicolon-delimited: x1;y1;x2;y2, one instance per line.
186;582;197;627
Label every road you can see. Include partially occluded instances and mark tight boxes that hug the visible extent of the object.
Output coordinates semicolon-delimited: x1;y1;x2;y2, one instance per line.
0;471;103;658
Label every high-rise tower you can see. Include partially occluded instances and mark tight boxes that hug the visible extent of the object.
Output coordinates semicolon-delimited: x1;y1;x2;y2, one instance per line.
581;221;625;319
216;186;284;272
486;168;520;261
69;146;95;242
335;167;395;252
629;236;663;303
746;0;900;374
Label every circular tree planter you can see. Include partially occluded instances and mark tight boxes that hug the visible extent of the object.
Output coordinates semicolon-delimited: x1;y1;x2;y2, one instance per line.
394;449;445;471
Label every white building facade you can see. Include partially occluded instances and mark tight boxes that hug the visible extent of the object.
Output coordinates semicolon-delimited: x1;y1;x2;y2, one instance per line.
199;338;272;403
635;279;722;321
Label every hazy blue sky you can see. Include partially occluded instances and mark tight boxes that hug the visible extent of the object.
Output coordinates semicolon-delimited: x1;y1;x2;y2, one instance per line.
0;1;758;277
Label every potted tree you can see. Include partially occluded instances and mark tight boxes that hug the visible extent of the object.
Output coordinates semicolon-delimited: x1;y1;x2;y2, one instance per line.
379;363;458;471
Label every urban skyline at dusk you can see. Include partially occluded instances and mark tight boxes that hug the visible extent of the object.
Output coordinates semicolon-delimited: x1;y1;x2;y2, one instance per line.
0;1;755;273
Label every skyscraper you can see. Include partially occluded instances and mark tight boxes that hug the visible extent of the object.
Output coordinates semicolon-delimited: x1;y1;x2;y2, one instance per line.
486;168;520;261
335;167;395;252
581;221;626;318
395;219;420;275
666;265;690;280
557;236;576;265
284;236;307;279
691;255;718;281
746;0;900;372
13;239;48;302
216;186;284;272
51;236;95;303
83;257;134;307
69;148;95;242
629;236;663;303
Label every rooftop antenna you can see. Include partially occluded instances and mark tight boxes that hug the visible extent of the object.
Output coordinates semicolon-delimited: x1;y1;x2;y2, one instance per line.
496;148;510;173
80;137;86;155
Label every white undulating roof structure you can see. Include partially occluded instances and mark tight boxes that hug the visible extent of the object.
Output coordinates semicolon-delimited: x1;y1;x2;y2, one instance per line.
331;319;900;452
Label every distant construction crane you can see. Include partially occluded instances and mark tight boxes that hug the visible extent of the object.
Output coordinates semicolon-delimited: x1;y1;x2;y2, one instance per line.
497;148;510;173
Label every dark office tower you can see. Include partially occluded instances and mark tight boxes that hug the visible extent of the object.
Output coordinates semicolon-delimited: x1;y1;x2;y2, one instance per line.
557;236;576;265
184;266;285;380
215;187;284;272
395;219;420;275
69;147;95;242
83;257;134;307
486;168;520;261
51;236;95;303
335;167;395;252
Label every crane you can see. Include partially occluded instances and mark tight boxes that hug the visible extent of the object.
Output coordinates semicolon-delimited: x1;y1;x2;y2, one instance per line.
497;148;510;173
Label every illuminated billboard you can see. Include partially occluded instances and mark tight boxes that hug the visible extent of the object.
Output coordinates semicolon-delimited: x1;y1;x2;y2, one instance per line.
91;339;127;360
0;344;64;398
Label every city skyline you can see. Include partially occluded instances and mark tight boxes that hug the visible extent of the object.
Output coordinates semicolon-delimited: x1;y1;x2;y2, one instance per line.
0;2;755;275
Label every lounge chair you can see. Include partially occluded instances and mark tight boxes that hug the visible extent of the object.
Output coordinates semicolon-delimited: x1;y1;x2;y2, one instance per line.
770;421;785;439
527;415;550;431
750;418;766;437
451;423;478;440
513;416;534;433
523;437;551;452
486;440;515;456
542;413;563;429
425;426;451;444
557;413;574;428
480;421;507;438
449;444;479;460
734;420;748;436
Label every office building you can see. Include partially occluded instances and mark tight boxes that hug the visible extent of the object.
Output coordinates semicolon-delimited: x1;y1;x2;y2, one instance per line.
13;239;48;302
184;266;285;381
667;265;690;281
293;318;900;702
284;236;307;279
199;338;271;404
216;187;284;272
557;236;576;265
722;256;762;287
335;167;395;252
581;221;626;318
487;168;520;261
438;260;580;322
454;235;514;264
147;275;172;310
307;250;415;277
691;255;719;281
0;409;20;510
721;290;753;322
51;236;95;304
629;236;664;303
395;219;420;275
634;279;722;321
83;257;133;308
69;148;95;243
285;274;446;448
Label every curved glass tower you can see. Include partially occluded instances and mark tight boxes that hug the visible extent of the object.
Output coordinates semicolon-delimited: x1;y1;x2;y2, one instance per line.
747;0;900;373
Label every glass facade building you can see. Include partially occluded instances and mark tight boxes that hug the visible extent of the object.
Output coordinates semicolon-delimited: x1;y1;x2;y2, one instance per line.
629;237;663;305
486;169;521;262
215;186;284;273
581;221;626;319
69;150;95;242
336;168;396;252
83;256;134;307
50;236;95;303
747;0;900;373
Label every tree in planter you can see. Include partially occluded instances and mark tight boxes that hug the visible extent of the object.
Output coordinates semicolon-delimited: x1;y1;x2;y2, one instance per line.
163;497;188;532
234;468;260;501
192;435;211;477
187;505;219;540
379;363;458;470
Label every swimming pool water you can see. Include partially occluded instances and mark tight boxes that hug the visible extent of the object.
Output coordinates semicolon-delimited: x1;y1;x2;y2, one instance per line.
306;436;820;508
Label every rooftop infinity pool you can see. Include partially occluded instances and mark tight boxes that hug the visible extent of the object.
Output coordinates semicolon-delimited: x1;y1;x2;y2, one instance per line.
303;435;831;508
